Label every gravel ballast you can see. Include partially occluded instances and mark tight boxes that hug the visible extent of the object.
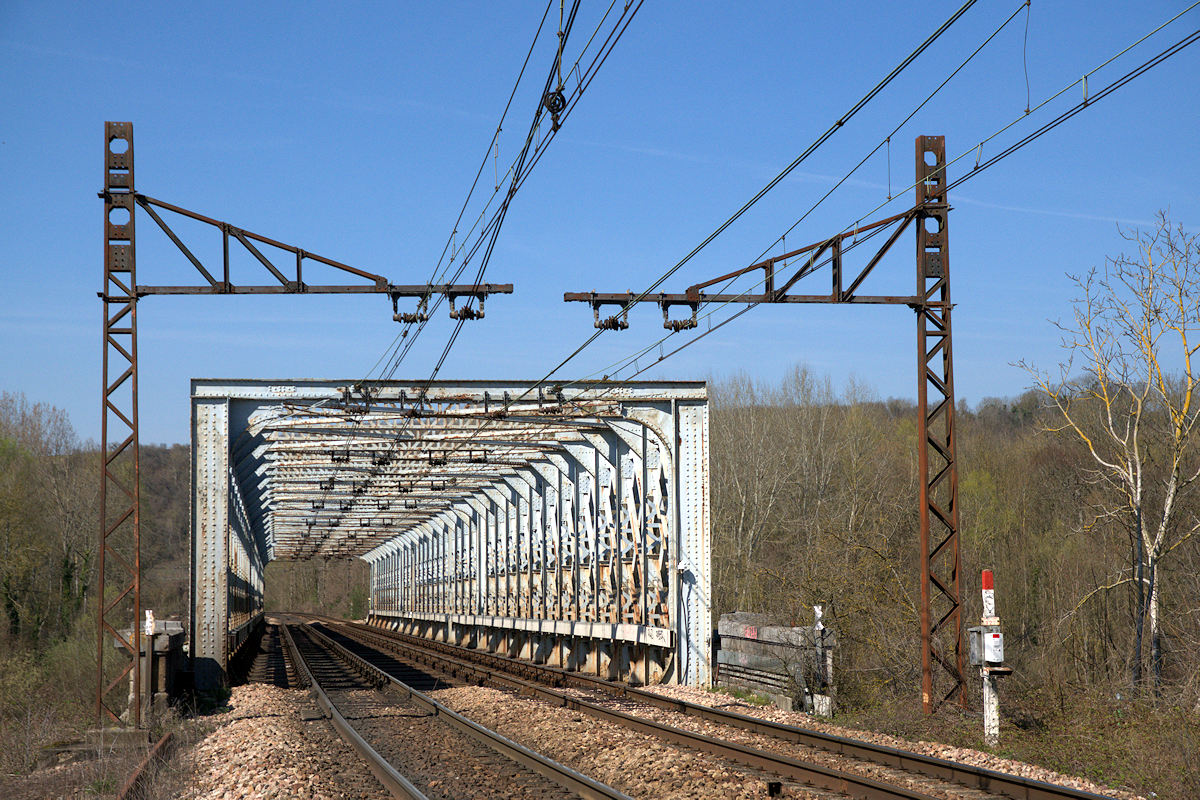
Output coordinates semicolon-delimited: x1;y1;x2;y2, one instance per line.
429;684;833;799
642;684;1146;800
179;683;389;800
170;639;1149;799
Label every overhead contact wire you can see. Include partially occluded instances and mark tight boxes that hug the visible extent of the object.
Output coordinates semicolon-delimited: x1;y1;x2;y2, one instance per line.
373;1;640;384
315;0;637;544
591;14;1200;386
367;0;984;467
360;0;555;386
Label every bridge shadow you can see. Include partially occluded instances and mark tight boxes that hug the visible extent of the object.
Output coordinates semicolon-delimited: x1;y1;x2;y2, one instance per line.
314;624;453;692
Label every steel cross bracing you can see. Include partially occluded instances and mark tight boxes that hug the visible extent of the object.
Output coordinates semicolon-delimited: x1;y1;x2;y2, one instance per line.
192;379;712;690
96;122;513;726
563;135;965;713
254;412;616;560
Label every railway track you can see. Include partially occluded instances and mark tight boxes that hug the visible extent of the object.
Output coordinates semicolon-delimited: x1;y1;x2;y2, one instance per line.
304;615;1117;800
245;623;298;687
279;619;630;800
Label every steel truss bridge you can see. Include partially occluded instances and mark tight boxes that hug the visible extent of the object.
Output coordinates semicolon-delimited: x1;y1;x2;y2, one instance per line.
191;378;712;690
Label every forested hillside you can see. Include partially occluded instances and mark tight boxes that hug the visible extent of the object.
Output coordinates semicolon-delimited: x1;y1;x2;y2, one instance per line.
0;394;368;775
709;223;1200;795
0;394;191;650
712;369;1200;706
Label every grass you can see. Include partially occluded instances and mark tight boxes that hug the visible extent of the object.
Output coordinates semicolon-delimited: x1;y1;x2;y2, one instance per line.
85;777;116;794
833;686;1199;799
707;684;774;706
0;620;214;799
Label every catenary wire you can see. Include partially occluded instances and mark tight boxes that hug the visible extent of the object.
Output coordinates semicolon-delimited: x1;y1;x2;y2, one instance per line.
360;1;556;382
486;0;982;396
313;4;1200;549
368;1;641;399
369;0;639;384
581;18;1200;386
303;1;641;550
409;4;1200;471
310;0;989;522
310;2;558;540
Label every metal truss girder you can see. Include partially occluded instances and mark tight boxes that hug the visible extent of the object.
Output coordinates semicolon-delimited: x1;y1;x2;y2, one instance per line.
192;379;711;687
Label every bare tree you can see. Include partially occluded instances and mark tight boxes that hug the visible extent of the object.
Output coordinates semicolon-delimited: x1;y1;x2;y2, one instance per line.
1024;212;1200;691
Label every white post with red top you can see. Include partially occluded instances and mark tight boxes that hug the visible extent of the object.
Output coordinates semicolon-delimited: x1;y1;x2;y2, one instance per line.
981;570;996;622
970;569;1009;746
981;570;999;746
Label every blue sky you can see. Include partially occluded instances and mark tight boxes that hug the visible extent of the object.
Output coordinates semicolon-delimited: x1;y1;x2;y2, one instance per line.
3;1;1198;444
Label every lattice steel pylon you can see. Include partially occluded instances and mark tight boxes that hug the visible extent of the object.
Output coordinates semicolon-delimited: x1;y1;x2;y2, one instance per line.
564;135;966;712
97;121;141;726
95;121;514;725
914;135;964;712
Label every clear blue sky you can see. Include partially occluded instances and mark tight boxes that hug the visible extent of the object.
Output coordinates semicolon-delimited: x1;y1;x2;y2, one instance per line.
3;1;1198;444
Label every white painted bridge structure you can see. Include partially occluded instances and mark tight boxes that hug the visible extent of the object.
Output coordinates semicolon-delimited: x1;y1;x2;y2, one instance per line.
190;379;711;689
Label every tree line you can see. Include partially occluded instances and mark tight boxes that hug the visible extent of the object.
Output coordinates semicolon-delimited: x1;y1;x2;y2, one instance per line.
711;371;1197;706
0;393;190;650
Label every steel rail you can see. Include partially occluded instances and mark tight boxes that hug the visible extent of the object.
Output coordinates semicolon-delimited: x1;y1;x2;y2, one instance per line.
323;617;1118;800
279;622;429;800
297;621;631;800
313;620;958;800
117;731;173;800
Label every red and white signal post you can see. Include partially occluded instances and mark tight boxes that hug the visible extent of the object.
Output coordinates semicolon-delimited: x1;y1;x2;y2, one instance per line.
969;570;1010;745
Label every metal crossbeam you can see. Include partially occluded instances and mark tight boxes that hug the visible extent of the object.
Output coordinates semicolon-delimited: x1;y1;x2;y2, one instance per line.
132;194;512;304
564;210;921;331
562;134;966;713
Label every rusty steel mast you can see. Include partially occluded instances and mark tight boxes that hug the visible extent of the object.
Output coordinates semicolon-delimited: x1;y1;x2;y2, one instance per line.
565;135;966;712
97;121;512;726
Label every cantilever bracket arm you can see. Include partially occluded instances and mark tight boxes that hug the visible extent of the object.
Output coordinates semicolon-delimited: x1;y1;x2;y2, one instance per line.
563;207;922;330
126;193;513;304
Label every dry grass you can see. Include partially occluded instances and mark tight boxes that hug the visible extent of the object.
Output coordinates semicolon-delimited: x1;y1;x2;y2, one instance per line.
835;685;1199;800
0;619;209;799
